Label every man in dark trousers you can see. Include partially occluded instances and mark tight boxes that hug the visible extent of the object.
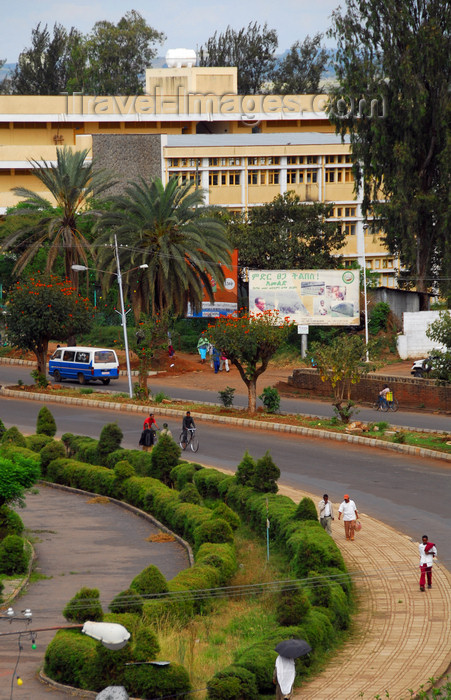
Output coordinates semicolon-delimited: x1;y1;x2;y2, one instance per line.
139;425;155;452
181;411;195;444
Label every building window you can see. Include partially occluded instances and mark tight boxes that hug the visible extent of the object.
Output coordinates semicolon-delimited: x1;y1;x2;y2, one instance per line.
336;207;342;217
344;223;356;236
209;158;219;166
248;157;258;165
260;171;266;184
337;170;343;182
306;170;317;183
209;173;219;186
345;170;354;182
268;170;280;185
374;259;381;269
229;171;240;185
325;155;335;164
345;154;352;163
169;158;179;167
306;156;317;164
344;207;356;217
248;170;258;185
325;170;335;183
287;170;297;184
287;156;298;165
221;173;227;185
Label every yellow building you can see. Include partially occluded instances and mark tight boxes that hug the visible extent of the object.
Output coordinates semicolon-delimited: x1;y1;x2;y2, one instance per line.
0;61;397;286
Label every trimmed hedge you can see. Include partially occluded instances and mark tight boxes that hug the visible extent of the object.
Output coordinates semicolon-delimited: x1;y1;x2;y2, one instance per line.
25;434;53;452
123;661;191;698
63;587;103;623
207;665;259;700
44;630;98;689
131;564;168;596
0;505;24;537
0;534;29;574
193;468;229;498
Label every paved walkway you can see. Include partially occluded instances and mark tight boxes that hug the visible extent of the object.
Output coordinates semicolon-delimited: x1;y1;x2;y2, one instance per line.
279;484;451;700
0;486;189;700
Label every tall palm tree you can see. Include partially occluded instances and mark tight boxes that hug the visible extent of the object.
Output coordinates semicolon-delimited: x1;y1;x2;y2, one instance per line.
95;176;232;318
1;147;115;285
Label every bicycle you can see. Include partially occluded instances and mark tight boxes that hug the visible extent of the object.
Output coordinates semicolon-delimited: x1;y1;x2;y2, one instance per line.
373;394;399;412
179;427;199;453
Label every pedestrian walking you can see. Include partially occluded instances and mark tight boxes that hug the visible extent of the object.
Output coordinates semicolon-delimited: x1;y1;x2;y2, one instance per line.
219;350;230;372
139;426;155;452
160;422;172;438
419;534;437;592
197;336;209;363
211;346;221;373
338;494;359;541
273;655;295;700
318;494;334;535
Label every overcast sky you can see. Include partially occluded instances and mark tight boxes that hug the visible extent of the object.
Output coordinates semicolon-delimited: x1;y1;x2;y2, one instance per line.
0;0;341;63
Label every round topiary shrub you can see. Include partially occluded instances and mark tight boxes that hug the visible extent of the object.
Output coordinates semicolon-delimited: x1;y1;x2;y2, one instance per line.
26;434;53;452
0;504;24;537
1;426;26;448
194;518;234;551
179;483;202;504
252;451;280;493
44;629;98;688
132;627;160;661
276;584;311;625
0;534;28;574
207;665;259;700
36;406;57;437
40;440;66;475
123;661;191;699
150;433;181;484
131;564;168;596
294;496;318;521
211;502;240;530
63;587;103;623
235;451;256;486
109;588;143;615
114;460;136;481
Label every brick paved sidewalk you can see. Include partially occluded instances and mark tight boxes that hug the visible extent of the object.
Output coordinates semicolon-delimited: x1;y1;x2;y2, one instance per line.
279;484;451;700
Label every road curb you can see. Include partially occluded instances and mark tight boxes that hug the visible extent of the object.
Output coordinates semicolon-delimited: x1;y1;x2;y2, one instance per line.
1;386;450;463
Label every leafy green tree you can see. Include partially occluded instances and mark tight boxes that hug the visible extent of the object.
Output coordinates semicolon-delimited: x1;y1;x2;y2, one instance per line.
270;35;328;94
133;313;171;399
6;274;92;374
252;451;280;493
2;147;115;285
8;23;81;95
72;11;165;95
328;0;451;305
227;193;345;271
199;22;278;94
96;176;231;317
0;453;40;508
294;496;318;521
206;310;293;412
426;311;451;382
97;423;123;464
149;434;181;485
235;451;256;486
309;333;376;422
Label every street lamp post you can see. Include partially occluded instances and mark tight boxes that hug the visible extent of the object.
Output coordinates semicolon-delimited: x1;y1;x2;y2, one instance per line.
362;223;370;362
72;241;148;399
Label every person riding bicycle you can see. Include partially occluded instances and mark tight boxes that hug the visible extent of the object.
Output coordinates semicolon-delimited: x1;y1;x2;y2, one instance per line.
378;385;390;408
181;411;195;443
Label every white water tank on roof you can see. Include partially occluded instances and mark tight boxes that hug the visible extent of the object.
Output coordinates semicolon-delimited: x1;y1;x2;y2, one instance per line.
165;48;196;68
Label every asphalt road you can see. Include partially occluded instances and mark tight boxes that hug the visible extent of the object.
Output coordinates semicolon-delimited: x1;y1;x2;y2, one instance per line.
1;363;450;433
2;395;451;574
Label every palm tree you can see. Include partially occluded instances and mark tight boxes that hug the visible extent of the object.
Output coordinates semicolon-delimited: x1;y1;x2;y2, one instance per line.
1;147;115;285
95;176;231;318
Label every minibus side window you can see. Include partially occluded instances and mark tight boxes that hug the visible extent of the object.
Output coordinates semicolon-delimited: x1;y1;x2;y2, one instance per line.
51;349;62;360
75;352;90;363
63;351;75;362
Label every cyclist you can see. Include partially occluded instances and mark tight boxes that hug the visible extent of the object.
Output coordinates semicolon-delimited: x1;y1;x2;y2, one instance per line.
378;385;390;409
181;411;195;443
143;412;160;431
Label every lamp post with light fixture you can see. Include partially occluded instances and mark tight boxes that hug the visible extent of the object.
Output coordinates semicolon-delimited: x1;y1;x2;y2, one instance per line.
362;223;370;362
72;235;148;398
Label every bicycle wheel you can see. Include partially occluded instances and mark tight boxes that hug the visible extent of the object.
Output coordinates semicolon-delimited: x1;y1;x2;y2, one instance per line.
372;401;380;411
179;432;187;450
190;436;199;453
380;401;389;412
390;398;399;412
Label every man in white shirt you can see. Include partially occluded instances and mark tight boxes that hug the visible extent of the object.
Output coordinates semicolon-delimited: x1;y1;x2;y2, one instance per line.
419;535;437;591
318;494;334;535
338;494;359;541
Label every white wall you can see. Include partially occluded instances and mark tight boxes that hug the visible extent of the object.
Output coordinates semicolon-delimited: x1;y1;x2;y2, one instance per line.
397;311;446;359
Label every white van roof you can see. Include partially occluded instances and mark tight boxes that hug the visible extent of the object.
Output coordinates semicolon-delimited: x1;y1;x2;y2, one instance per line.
60;346;117;353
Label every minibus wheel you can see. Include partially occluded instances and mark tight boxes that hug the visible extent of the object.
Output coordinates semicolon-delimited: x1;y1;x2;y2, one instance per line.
101;378;111;385
78;373;86;385
53;370;61;382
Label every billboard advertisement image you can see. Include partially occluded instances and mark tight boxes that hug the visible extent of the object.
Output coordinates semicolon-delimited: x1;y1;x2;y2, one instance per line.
187;249;238;317
249;269;360;326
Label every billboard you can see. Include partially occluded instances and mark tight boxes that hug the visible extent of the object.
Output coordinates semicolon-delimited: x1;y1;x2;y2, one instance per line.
187;250;238;318
249;269;360;326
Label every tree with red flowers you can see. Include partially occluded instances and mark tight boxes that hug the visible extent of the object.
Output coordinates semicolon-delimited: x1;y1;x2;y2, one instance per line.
206;310;294;412
6;274;93;376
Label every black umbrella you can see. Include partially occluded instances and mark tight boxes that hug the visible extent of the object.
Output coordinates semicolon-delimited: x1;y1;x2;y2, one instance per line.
275;639;312;659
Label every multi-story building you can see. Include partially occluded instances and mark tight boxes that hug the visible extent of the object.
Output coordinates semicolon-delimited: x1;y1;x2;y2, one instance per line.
0;59;397;286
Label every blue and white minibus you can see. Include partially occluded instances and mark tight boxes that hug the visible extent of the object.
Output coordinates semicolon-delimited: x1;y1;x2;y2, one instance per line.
48;346;119;385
